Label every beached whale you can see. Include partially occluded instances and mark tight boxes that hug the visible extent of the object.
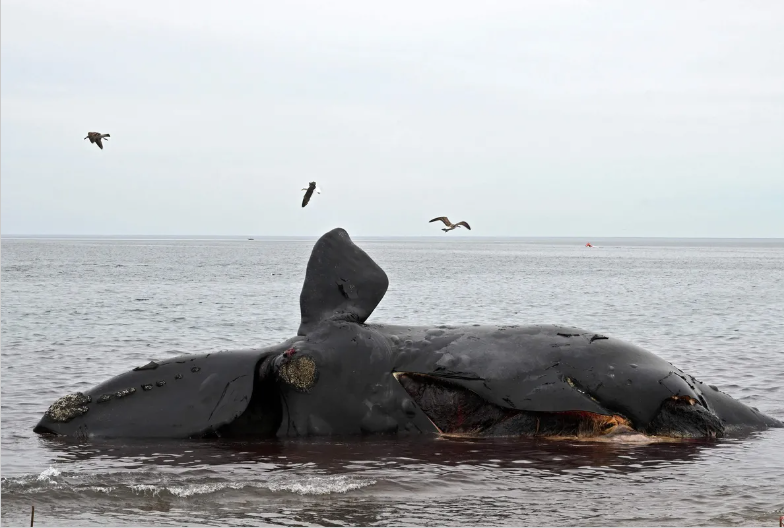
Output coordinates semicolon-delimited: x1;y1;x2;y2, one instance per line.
33;228;782;441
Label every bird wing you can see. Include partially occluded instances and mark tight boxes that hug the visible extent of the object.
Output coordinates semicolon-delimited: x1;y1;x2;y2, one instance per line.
95;137;104;149
302;187;315;207
429;217;451;226
455;221;471;230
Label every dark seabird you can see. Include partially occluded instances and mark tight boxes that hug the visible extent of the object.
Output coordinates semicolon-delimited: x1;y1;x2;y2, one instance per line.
429;216;472;233
301;182;321;208
84;132;110;150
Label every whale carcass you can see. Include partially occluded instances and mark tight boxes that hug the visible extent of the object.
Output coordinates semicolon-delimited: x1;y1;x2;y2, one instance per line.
33;228;783;440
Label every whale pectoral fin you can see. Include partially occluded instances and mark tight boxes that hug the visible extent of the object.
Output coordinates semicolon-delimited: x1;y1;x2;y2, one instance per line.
298;228;389;335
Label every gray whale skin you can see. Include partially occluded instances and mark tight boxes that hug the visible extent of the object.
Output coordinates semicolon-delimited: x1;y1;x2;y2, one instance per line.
34;228;782;441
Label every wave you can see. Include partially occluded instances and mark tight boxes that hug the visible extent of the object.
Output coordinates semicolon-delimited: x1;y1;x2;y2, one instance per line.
1;467;376;499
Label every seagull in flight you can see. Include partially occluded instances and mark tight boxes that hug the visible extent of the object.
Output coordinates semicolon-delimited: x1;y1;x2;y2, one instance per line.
301;182;322;208
429;216;472;233
84;132;110;150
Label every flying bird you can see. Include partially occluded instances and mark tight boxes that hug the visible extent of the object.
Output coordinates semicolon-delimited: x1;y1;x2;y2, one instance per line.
301;182;321;208
84;132;110;150
429;216;472;232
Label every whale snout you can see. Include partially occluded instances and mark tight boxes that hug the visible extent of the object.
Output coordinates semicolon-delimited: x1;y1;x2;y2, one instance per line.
33;421;60;436
33;391;93;437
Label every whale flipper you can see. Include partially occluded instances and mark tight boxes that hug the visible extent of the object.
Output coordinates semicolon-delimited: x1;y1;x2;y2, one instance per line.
298;228;389;336
31;343;303;439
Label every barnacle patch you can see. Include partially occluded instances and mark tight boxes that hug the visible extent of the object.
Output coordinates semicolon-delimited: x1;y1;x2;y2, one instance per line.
156;381;166;387
115;387;136;398
278;355;318;392
44;392;92;422
191;367;201;373
174;374;183;380
141;384;153;391
97;394;112;404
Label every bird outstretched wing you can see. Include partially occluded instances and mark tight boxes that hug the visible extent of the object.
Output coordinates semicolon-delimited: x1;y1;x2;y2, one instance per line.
429;217;451;226
455;221;471;230
95;137;104;149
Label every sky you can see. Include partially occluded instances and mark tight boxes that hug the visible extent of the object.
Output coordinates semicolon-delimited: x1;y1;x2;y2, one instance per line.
1;0;782;237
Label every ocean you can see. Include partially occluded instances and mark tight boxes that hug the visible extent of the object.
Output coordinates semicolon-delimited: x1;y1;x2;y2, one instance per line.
2;235;783;526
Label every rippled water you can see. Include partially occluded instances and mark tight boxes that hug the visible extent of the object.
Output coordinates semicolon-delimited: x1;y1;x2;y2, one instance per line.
2;236;783;526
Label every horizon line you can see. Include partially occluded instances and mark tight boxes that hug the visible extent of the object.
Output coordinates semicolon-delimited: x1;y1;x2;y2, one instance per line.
3;234;784;240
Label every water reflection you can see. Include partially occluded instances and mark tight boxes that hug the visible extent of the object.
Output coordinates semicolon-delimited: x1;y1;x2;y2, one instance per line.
8;433;776;527
36;433;747;477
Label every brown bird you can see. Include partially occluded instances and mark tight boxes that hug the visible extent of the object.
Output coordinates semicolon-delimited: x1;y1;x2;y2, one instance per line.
429;216;471;232
301;182;321;208
84;132;110;150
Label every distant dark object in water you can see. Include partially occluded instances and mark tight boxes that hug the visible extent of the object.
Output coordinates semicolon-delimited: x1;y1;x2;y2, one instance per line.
33;228;783;441
429;216;471;232
84;132;110;150
248;238;254;241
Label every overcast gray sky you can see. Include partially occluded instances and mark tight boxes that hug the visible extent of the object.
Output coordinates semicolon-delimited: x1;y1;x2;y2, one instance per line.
1;0;782;237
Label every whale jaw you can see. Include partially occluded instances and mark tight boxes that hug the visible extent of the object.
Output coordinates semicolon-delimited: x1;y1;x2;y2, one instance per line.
393;372;727;441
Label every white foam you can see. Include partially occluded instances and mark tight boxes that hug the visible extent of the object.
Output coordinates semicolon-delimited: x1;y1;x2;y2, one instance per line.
88;486;116;494
36;466;61;482
266;475;376;495
127;475;374;498
130;481;247;498
168;482;245;497
130;484;162;496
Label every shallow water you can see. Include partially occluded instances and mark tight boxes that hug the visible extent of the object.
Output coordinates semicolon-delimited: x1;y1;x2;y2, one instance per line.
2;236;783;526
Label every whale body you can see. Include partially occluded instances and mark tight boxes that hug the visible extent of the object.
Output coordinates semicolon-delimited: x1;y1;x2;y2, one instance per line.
34;228;782;440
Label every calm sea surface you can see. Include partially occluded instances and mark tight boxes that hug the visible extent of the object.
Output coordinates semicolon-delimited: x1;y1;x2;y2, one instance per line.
2;236;783;526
